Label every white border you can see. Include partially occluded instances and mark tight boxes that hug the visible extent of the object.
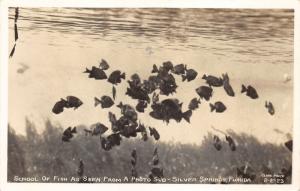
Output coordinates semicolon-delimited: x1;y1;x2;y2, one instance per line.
0;0;299;191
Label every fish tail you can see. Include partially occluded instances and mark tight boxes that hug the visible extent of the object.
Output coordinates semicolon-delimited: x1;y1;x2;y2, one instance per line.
209;103;215;112
94;97;101;107
84;68;90;73
183;110;192;123
241;84;247;93
182;75;187;82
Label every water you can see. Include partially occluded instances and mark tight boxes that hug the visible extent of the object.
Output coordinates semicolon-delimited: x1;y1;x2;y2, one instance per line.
8;8;294;144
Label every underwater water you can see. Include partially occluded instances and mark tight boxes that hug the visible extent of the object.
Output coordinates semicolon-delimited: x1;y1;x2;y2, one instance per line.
8;8;293;144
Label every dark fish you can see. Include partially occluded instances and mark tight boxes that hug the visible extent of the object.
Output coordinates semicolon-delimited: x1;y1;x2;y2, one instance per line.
213;135;222;151
265;101;275;115
150;98;192;124
182;68;197;82
108;70;125;85
222;73;235;97
172;64;186;75
14;23;18;41
162;61;173;72
188;98;200;110
117;102;138;122
66;96;83;109
100;133;122;151
151;64;159;73
284;140;292;152
94;95;114;108
236;165;256;181
52;98;68;114
91;123;108;136
99;59;109;70
202;74;223;87
241;84;259;99
159;73;178;96
126;86;150;102
136;100;148;113
128;73;142;87
149;127;160;141
84;66;107;80
196;86;213;101
112;86;116;100
62;127;76;142
9;44;16;58
225;135;236;151
210;101;227;113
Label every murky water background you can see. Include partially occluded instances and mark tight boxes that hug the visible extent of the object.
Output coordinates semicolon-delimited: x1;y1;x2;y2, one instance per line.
8;8;294;144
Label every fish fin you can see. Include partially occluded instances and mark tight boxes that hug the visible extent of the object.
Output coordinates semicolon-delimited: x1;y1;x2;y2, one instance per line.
265;101;268;108
94;97;101;107
121;72;126;79
209;103;215;112
184;64;187;71
182;75;187;82
117;102;123;108
241;84;247;93
84;68;90;73
183;110;192;123
202;74;206;79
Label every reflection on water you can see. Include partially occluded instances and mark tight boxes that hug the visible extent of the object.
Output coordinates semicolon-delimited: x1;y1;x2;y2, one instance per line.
9;8;293;65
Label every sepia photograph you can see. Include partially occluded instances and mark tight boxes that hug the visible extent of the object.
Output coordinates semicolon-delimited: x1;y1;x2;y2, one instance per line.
3;2;298;189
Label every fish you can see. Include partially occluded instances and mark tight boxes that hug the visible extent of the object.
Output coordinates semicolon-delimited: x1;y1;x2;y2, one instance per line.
188;98;201;110
117;102;138;122
182;68;198;82
222;73;235;97
128;73;142;88
162;61;173;72
52;98;68;114
136;100;148;113
151;64;159;73
210;101;227;113
265;101;275;115
126;86;150;102
100;133;122;151
172;64;186;75
159;73;178;95
99;59;109;70
284;140;292;152
225;135;236;151
14;23;18;41
108;70;125;85
241;84;259;99
91;123;108;136
202;74;223;87
65;96;83;109
150;98;192;124
84;66;107;80
213;135;222;151
112;86;116;100
94;95;114;108
149;127;160;141
9;44;16;58
62;126;76;142
195;86;213;101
